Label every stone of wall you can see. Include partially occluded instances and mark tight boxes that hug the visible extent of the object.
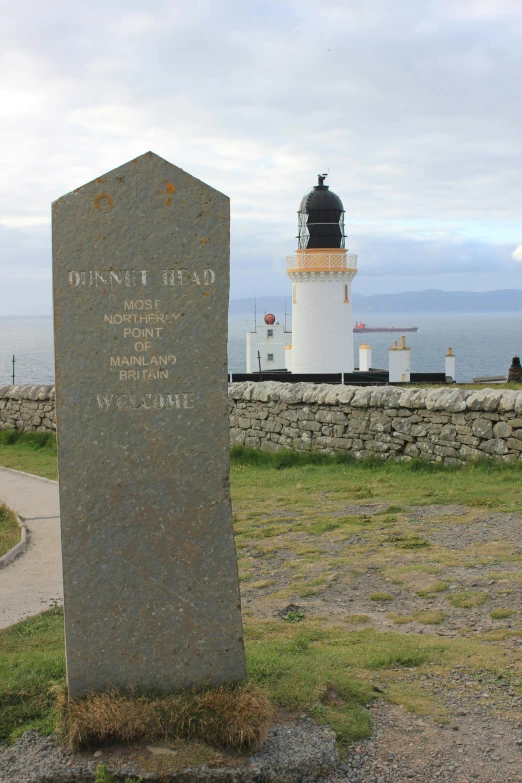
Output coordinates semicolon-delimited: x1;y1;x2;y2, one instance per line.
229;382;522;464
3;382;522;464
0;385;56;432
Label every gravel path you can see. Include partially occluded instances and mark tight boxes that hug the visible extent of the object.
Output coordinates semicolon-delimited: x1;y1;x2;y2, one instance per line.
329;692;522;783
0;466;62;628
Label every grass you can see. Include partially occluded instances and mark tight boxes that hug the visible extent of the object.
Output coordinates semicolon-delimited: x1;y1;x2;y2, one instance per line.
344;614;370;625
416;582;449;597
488;570;522;583
0;609;272;751
93;767;140;783
0;502;20;557
2;609;519;752
0;609;65;742
3;437;522;512
369;592;395;602
414;610;446;625
2;441;522;752
230;448;522;514
387;613;413;625
447;591;489;609
199;451;522;742
284;610;305;623
0;431;57;480
385;534;430;550
490;608;516;620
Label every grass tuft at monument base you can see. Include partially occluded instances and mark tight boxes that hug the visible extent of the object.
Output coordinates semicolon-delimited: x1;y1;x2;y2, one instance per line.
0;502;21;558
54;682;273;751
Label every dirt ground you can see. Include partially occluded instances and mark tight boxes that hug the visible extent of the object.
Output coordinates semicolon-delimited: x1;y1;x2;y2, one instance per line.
237;500;522;783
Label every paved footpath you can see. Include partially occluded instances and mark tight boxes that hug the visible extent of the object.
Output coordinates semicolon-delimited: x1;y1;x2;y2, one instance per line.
0;466;62;629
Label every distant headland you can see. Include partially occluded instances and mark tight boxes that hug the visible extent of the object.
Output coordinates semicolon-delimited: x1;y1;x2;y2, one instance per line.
229;289;522;314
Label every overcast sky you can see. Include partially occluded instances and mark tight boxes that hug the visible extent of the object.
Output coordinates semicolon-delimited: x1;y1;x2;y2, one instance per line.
1;0;522;315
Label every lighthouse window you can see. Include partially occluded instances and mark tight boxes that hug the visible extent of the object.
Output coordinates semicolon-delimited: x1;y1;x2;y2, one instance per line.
267;353;274;362
292;284;297;304
344;284;349;303
267;329;273;337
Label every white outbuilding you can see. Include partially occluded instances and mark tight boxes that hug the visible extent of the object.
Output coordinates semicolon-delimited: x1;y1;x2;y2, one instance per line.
446;347;456;382
388;335;411;382
246;314;288;372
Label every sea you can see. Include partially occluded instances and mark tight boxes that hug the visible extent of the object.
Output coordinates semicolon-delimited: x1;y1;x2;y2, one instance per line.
1;312;521;386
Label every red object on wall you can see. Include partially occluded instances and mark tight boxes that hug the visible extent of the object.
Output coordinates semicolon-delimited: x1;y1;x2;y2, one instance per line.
264;314;276;325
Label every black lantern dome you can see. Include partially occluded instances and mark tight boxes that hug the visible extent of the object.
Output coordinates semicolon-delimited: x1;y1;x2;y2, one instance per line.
297;174;345;250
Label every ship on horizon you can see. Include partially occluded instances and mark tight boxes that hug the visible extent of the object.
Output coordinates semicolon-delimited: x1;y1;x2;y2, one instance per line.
354;321;419;333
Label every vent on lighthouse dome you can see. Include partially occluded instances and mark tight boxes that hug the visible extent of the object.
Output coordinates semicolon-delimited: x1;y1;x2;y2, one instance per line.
297;174;345;250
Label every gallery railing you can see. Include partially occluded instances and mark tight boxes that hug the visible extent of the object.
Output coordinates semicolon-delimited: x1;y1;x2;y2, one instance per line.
286;252;358;271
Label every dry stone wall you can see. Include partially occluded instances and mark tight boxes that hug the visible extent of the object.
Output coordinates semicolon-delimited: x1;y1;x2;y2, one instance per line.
0;385;55;432
229;382;522;464
3;382;522;464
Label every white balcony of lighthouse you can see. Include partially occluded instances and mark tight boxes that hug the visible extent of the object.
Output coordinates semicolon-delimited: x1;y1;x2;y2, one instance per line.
286;248;358;279
286;247;357;282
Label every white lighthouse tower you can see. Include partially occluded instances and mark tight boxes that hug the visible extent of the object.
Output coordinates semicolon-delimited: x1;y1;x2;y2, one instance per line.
286;175;358;374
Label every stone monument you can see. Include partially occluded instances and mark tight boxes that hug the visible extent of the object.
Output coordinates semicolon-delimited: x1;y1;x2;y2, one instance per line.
52;152;246;698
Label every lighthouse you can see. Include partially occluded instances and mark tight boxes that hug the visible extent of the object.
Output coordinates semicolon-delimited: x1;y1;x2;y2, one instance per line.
286;175;358;374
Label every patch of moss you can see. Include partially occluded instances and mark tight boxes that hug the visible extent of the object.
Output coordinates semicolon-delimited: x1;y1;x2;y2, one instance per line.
414;610;446;625
297;586;319;598
94;766;141;783
370;592;395;602
344;614;370;625
416;582;448;597
386;613;413;625
249;580;276;589
490;608;515;620
447;591;489;609
385;533;430;550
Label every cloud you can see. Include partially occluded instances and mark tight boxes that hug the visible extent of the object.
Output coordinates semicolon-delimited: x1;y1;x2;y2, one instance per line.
446;0;521;20
1;0;522;313
512;246;522;262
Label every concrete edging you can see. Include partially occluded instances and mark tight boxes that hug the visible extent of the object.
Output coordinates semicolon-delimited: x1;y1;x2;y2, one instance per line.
0;514;28;569
0;720;340;783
